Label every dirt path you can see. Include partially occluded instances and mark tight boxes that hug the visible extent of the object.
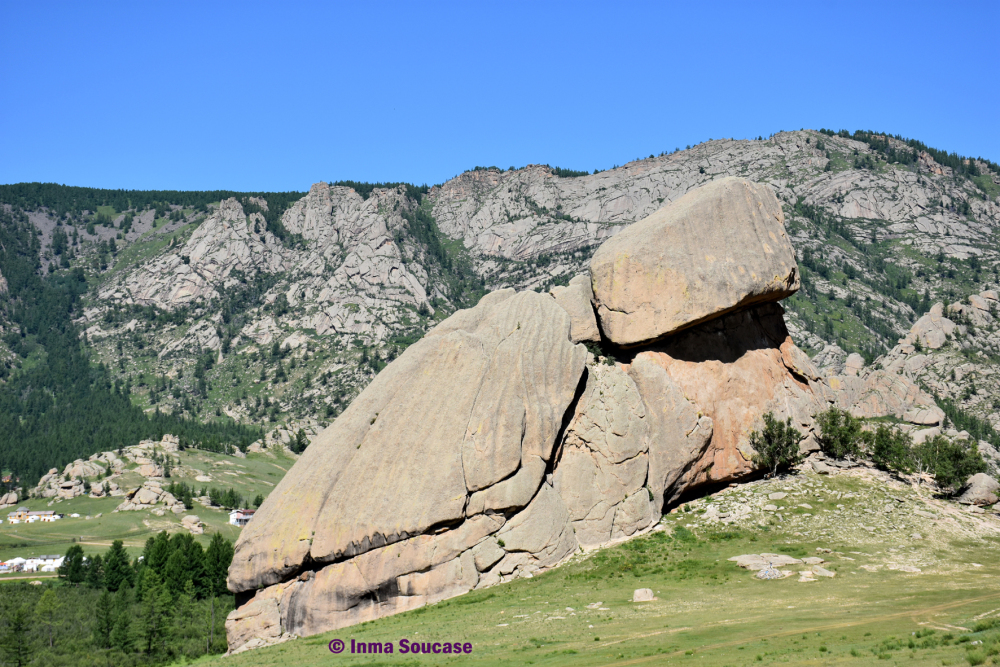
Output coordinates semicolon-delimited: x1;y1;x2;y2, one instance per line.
0;574;58;580
596;592;1000;667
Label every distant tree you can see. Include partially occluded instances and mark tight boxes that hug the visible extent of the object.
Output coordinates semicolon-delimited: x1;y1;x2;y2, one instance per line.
750;413;803;477
0;605;33;667
163;549;189;598
139;569;173;655
915;435;987;492
104;540;134;592
110;588;134;655
204;534;234;598
252;493;264;508
85;553;104;588
815;408;867;459
60;544;86;583
93;590;115;648
34;589;62;648
871;426;914;473
292;428;309;454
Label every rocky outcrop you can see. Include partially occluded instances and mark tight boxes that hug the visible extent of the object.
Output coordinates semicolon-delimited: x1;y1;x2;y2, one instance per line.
589;178;799;346
226;179;829;651
116;480;186;514
0;491;18;507
553;363;654;547
226;176;975;651
629;303;822;496
227;289;587;640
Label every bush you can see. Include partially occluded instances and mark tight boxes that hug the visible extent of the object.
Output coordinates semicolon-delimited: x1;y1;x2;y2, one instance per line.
750;413;803;476
815;408;866;459
871;425;914;473
914;435;987;493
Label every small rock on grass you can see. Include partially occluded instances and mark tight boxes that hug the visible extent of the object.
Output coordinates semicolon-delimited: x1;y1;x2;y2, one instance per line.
632;588;656;602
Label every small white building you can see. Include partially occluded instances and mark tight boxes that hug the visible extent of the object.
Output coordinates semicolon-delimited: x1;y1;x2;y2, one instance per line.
5;557;26;572
38;555;64;572
229;509;255;527
27;511;60;523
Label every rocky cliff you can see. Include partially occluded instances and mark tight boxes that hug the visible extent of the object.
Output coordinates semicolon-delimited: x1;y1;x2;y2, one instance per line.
222;178;948;651
37;129;993;450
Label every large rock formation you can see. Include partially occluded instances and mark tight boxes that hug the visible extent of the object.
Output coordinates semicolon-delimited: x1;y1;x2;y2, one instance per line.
590;178;799;346
224;179;850;651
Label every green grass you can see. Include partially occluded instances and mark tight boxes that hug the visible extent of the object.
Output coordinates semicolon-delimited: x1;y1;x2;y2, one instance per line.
200;508;1000;667
0;448;294;563
106;220;199;280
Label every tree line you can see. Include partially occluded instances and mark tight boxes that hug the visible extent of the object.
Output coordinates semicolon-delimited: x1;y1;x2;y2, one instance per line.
0;534;235;666
0;207;260;485
0;183;305;220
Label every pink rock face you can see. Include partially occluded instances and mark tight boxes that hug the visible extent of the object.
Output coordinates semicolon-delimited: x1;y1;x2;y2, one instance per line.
627;303;821;491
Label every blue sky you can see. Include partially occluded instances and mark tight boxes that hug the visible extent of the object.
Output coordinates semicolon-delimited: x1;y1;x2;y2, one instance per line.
1;1;997;192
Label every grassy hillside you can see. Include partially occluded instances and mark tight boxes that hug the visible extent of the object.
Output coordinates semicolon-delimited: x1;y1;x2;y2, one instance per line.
205;469;1000;667
0;448;295;564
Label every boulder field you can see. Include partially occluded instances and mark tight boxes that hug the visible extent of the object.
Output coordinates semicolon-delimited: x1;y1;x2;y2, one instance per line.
224;178;941;652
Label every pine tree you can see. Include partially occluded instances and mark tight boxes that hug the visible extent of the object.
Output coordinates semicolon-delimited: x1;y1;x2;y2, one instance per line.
85;553;104;588
104;540;133;592
164;549;188;597
60;544;86;583
35;589;63;648
110;588;134;655
0;605;32;667
204;533;234;597
139;569;173;655
93;590;115;648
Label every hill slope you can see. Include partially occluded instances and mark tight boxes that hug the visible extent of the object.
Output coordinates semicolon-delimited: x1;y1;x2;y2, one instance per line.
2;129;999;474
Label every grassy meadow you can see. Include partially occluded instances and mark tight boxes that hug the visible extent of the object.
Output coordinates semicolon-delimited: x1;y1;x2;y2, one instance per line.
200;471;1000;667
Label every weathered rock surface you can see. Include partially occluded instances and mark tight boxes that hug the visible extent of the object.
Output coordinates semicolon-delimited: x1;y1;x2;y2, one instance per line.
629;303;823;493
590;178;799;346
553;363;654;548
550;275;600;343
958;473;1000;506
227;290;587;647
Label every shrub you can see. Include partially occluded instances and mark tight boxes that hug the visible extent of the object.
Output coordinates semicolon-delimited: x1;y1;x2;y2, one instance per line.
750;413;803;476
871;425;914;473
914;435;987;493
815;408;867;459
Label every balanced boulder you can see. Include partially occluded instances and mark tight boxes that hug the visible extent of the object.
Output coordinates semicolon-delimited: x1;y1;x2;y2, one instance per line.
590;177;799;346
225;179;826;653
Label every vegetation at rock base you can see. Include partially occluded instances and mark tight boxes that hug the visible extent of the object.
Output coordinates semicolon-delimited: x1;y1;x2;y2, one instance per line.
870;425;914;474
749;413;803;476
913;435;987;492
815;408;867;460
812;408;987;490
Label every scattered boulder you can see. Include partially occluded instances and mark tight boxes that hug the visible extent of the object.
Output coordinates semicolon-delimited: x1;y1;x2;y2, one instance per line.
590;177;799;346
957;473;1000;506
632;588;656;602
182;515;204;535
